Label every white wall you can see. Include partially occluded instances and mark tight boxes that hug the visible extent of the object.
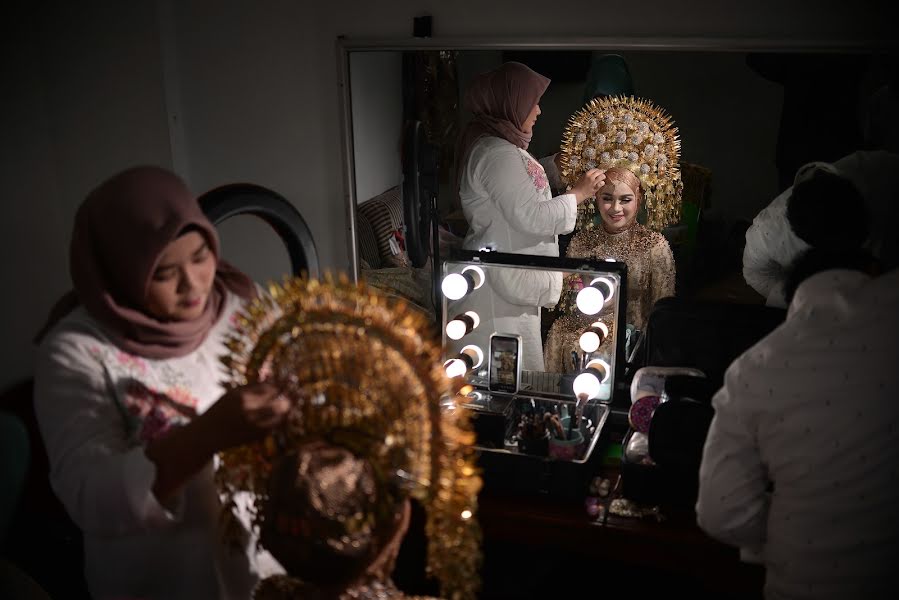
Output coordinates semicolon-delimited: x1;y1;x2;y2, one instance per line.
0;0;890;389
0;1;172;390
350;52;403;203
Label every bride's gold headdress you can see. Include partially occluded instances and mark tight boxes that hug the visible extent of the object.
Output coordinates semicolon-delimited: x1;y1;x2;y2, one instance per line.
215;275;482;600
560;96;683;231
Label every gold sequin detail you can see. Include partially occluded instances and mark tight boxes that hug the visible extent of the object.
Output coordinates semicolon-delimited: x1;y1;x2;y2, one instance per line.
544;223;675;373
216;274;482;600
559;96;684;232
253;574;439;599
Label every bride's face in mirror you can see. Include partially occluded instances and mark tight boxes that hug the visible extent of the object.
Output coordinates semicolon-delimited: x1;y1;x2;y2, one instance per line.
597;178;639;233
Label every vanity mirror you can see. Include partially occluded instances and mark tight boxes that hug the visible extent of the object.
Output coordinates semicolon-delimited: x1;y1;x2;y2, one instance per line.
440;250;626;472
337;38;892;498
339;41;891;314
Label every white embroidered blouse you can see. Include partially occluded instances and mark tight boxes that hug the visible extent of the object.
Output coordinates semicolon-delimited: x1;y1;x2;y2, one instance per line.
451;136;577;371
34;291;282;600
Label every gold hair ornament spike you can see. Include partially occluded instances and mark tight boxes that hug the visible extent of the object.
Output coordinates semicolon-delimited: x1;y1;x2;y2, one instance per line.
560;95;683;232
215;274;482;600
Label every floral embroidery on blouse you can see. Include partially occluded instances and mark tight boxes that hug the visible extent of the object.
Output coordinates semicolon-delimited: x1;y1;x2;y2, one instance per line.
85;343;204;444
524;156;549;193
115;351;149;375
122;380;199;443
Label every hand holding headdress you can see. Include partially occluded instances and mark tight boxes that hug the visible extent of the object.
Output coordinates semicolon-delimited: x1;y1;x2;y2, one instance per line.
216;275;482;600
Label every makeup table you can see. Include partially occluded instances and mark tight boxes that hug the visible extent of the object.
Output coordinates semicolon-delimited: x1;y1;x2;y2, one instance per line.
476;477;764;599
396;434;765;600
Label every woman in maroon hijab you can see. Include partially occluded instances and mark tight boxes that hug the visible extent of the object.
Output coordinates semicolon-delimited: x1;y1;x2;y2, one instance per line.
450;62;606;372
34;166;289;599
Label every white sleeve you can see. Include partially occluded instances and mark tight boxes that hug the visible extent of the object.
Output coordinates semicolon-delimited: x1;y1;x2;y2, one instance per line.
34;333;184;536
696;357;769;550
490;267;563;309
480;146;577;236
742;189;803;308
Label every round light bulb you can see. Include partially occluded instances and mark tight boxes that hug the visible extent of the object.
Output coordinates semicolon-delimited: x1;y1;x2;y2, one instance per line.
441;273;469;300
460;344;484;369
444;358;467;378
589;277;615;304
586;358;611;384
576;286;605;315
464;311;480;328
573;371;601;400
579;331;600;353
446;319;467;340
579;321;610;353
462;265;485;289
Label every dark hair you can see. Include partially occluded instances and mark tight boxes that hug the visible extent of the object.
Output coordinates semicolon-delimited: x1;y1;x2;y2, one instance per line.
784;247;874;304
787;171;867;250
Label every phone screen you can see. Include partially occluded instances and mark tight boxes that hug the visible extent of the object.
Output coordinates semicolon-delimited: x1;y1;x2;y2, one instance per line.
489;335;521;394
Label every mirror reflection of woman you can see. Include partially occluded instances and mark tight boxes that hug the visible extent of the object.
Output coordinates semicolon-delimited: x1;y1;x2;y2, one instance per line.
543;97;682;374
453;61;604;371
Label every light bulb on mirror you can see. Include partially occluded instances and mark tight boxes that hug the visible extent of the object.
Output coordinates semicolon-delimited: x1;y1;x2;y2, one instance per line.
461;266;485;289
443;344;484;378
575;286;604;315
573;372;601;401
441;274;469;301
578;321;609;353
440;266;485;300
575;276;616;315
445;311;480;340
589;277;615;300
585;358;611;384
572;357;612;401
460;344;484;369
443;358;467;378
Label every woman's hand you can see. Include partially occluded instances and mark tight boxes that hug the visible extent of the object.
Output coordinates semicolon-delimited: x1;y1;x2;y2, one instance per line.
199;382;291;452
570;169;606;205
146;382;290;505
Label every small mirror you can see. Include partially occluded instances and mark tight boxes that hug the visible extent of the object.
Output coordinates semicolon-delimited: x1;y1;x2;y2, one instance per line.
441;250;626;462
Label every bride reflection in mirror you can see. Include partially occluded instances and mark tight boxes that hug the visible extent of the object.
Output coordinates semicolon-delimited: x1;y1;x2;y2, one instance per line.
544;96;681;373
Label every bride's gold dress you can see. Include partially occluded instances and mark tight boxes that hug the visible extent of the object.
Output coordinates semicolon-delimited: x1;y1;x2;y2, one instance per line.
543;221;675;373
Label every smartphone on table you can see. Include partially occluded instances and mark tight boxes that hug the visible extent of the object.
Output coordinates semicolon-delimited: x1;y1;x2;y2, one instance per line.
488;333;522;394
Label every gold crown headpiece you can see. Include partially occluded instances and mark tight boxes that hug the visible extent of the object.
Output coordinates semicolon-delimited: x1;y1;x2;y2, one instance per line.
215;274;482;600
560;95;683;231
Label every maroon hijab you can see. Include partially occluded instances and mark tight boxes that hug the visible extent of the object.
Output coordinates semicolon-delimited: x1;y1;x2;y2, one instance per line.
456;62;550;178
38;166;256;359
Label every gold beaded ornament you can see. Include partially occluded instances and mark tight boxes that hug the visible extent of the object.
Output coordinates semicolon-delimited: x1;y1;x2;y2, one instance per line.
559;96;683;232
215;274;482;600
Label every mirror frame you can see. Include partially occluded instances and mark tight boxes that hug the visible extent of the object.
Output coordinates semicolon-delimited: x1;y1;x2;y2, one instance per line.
336;36;893;280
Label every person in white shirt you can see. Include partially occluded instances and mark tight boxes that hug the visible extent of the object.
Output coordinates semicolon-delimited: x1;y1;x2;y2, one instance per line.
453;61;604;371
742;150;899;307
34;166;289;600
697;247;899;599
